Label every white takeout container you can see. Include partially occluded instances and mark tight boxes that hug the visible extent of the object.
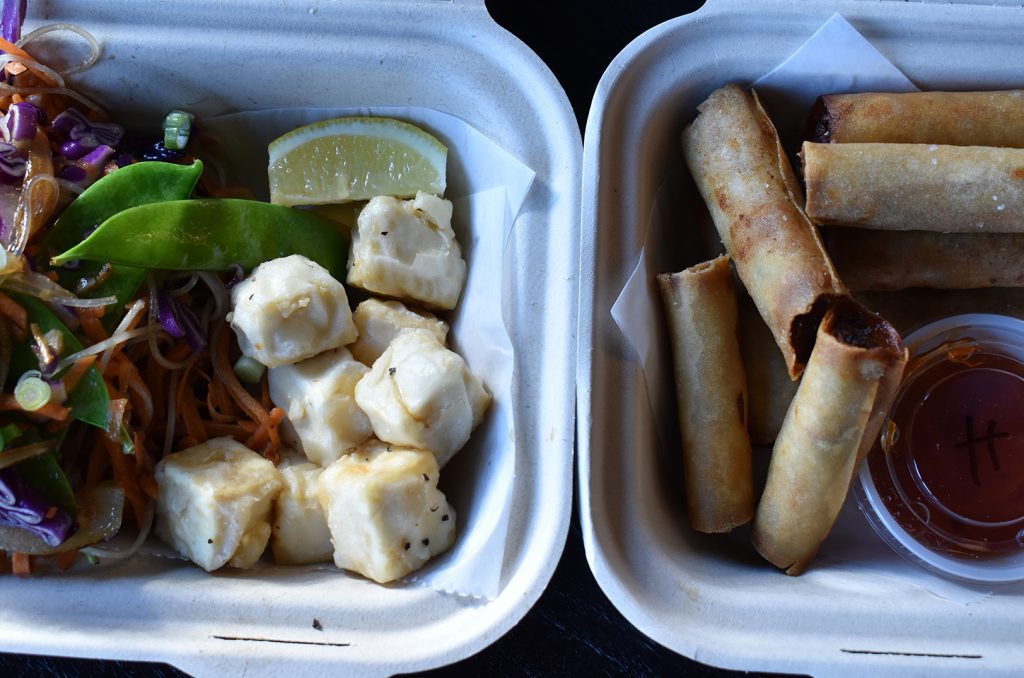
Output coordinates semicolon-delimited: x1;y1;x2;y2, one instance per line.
579;0;1024;675
0;1;581;675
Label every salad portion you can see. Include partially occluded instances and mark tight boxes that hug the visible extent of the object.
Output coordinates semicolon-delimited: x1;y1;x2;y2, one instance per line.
0;8;489;584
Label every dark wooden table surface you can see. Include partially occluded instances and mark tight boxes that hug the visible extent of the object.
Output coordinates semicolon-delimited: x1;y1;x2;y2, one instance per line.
0;1;791;675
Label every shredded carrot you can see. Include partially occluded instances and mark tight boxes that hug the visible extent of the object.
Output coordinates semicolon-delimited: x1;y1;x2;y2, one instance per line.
113;355;153;429
245;406;284;452
205;421;258;441
139;473;158;501
62;354;98;392
79;314;108;344
211;322;272;437
0;292;28;341
55;550;79;572
101;436;147;526
0;37;36;64
44;418;70;435
176;359;207;445
206;379;239;422
0;394;70;420
260;373;272;410
11;552;30;576
164;341;192;362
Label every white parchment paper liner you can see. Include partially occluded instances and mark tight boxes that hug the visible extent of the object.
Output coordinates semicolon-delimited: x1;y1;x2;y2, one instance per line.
611;14;1024;603
197;107;535;600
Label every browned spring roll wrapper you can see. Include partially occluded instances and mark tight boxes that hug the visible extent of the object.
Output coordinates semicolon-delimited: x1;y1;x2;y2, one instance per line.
803;142;1024;232
657;255;754;533
810;90;1024;146
752;300;907;575
683;85;846;379
825;229;1024;291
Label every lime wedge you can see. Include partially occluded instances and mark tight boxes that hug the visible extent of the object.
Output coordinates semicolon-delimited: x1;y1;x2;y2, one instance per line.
268;116;447;206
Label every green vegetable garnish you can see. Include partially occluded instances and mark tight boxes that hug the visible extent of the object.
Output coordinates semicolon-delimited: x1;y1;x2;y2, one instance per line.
14;371;50;411
233;355;265;384
8;293;110;430
45;160;203;329
52;198;350;280
163;110;194;151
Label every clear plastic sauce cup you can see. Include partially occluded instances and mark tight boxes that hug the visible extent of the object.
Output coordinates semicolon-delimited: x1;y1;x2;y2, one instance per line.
856;313;1024;584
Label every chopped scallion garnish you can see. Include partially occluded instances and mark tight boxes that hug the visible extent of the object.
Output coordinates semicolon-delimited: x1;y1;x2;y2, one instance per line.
119;423;135;456
233;355;266;384
163;110;194;151
14;371;52;411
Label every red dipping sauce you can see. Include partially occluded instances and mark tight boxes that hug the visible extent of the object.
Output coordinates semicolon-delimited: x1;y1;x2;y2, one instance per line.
859;315;1024;582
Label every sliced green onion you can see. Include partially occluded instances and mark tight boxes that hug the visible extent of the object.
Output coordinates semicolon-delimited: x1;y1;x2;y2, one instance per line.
14;371;52;411
163;109;194;150
119;423;135;456
233;355;265;384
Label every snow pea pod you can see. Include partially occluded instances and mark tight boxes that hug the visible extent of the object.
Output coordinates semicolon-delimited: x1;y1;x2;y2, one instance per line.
46;160;204;251
46;160;203;328
53;198;350;280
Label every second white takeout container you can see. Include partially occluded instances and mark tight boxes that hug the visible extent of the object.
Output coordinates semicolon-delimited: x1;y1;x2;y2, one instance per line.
579;0;1024;675
0;1;581;675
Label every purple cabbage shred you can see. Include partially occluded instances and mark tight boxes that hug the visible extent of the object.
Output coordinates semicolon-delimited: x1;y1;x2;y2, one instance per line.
0;101;40;185
157;286;207;354
0;466;76;547
58;144;116;188
50;108;123;160
0;0;26;44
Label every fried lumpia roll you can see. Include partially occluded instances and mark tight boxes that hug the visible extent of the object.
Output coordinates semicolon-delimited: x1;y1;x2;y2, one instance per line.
809;90;1024;146
826;229;1024;291
683;85;846;379
657;255;753;533
803;142;1024;233
752;299;907;575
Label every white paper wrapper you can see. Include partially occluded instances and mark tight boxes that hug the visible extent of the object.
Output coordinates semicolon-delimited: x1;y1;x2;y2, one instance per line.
611;13;1023;603
200;107;535;600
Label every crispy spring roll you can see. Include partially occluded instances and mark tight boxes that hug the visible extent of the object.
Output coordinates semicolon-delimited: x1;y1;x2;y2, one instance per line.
825;229;1024;291
809;90;1024;146
657;255;753;533
737;291;797;446
752;299;907;575
803;142;1024;232
683;85;846;379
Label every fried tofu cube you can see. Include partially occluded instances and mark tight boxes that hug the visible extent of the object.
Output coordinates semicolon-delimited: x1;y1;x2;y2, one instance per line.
229;254;357;368
348;298;448;367
347;192;466;310
354;328;489;467
318;441;455;583
268;347;373;466
271;457;333;565
154;437;282;571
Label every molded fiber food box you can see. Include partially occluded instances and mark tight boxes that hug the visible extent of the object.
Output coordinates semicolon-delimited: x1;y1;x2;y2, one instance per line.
0;1;581;675
580;0;1024;676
